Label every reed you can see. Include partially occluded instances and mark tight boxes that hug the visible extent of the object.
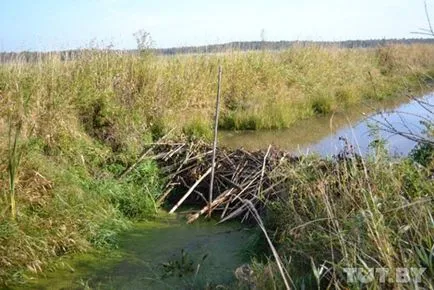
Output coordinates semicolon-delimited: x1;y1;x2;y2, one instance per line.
2;44;434;144
6;118;21;220
254;145;433;289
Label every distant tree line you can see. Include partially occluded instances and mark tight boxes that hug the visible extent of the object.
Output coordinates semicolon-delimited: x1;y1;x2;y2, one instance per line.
158;38;434;54
2;38;434;63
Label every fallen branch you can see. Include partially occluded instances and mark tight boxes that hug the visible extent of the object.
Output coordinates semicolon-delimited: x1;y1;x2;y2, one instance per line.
169;167;212;214
151;141;293;223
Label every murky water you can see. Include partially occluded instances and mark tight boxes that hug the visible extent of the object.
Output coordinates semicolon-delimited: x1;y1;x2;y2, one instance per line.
220;94;434;156
25;214;253;289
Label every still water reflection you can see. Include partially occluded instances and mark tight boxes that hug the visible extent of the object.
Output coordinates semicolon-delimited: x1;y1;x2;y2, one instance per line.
220;94;434;156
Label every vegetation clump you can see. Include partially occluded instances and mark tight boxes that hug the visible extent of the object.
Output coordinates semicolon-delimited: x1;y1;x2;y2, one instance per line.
247;143;433;289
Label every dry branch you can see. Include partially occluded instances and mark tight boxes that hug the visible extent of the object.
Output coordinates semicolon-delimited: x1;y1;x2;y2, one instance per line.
169;167;212;214
147;140;296;223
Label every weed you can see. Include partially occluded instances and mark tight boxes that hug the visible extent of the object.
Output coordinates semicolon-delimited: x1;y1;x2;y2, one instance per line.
6;118;22;220
182;118;212;141
256;147;434;288
162;249;209;279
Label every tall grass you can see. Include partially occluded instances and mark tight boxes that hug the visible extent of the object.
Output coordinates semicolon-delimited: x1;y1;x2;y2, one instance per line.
248;143;433;289
2;44;434;142
6;119;21;220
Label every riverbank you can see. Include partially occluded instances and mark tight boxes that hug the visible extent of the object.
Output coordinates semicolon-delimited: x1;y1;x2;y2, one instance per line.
1;44;434;287
2;44;434;139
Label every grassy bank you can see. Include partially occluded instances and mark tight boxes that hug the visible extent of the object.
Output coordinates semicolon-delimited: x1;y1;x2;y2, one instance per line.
2;44;434;139
245;142;433;289
1;44;434;287
0;104;163;285
0;136;162;285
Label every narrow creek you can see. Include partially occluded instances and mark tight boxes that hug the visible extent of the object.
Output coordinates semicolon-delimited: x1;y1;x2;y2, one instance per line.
23;94;433;289
221;93;434;156
25;213;254;289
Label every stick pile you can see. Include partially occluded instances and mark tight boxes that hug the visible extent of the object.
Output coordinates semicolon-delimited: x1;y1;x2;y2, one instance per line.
148;141;297;223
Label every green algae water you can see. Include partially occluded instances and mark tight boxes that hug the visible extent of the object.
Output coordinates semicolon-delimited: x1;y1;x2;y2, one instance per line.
25;214;253;289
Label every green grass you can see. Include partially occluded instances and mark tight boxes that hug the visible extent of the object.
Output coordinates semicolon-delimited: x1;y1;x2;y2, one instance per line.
0;134;163;285
0;131;161;286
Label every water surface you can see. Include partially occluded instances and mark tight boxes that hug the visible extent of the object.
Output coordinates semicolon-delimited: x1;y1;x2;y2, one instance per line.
25;214;253;289
220;94;434;156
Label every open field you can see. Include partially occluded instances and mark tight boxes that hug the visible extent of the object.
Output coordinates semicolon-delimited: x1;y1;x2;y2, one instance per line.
0;44;433;288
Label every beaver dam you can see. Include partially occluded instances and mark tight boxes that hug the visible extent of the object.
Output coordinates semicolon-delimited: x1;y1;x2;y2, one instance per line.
133;95;433;225
122;141;305;224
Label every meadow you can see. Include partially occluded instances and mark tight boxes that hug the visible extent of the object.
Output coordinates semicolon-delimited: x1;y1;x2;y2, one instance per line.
0;44;433;287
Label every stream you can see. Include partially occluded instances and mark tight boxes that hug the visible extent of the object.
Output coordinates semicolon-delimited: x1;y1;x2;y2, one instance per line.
221;93;434;156
25;213;253;289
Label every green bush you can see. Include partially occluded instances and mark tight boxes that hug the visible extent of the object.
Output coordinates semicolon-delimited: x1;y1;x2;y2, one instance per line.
410;142;434;167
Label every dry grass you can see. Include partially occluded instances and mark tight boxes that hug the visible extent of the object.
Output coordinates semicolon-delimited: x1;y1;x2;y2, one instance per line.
2;44;434;141
252;147;434;289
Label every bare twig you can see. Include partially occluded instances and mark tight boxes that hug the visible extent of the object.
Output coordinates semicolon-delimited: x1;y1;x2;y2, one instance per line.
258;145;272;196
242;199;293;290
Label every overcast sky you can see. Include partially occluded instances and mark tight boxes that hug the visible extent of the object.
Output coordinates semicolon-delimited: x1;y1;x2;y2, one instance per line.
0;0;431;51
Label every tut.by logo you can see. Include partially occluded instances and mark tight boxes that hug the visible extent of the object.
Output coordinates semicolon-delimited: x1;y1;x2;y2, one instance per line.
343;267;426;284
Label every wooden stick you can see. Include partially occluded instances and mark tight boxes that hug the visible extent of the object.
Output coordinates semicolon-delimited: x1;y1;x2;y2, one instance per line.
169;167;212;214
258;145;272;196
208;65;222;216
188;188;234;223
218;203;248;223
221;195;233;219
